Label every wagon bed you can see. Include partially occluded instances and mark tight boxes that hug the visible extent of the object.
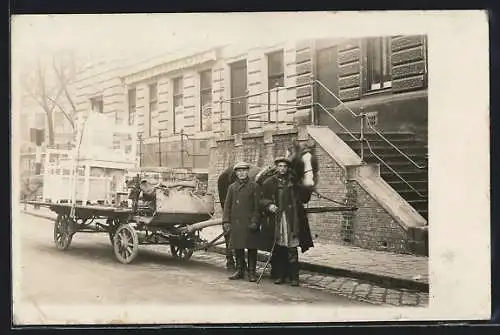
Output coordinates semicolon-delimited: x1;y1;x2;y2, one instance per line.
23;200;226;264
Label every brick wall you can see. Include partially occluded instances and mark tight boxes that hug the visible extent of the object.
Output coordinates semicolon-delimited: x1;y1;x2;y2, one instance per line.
208;127;421;255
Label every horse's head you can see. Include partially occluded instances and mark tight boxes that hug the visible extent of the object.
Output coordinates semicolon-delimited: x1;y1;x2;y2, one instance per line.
288;139;319;189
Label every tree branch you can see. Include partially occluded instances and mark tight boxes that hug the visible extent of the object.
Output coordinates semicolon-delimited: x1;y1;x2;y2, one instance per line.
52;56;79;123
47;95;76;130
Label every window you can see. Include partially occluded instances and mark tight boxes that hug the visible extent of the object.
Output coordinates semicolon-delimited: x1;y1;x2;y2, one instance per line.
112;133;121;150
90;96;104;113
128;88;136;126
267;50;285;121
172;77;183;133
149;83;158;111
148;83;158;136
115;111;124;125
267;50;284;89
199;70;212;131
366;37;392;91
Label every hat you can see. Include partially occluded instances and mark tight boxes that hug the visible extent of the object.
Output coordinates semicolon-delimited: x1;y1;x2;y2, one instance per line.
274;157;291;166
234;161;250;170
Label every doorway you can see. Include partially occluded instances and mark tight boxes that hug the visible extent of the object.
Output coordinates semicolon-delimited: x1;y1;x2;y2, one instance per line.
230;60;248;135
315;47;340;126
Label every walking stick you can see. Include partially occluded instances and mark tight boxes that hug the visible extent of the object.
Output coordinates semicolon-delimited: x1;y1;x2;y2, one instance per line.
256;238;276;284
257;214;278;284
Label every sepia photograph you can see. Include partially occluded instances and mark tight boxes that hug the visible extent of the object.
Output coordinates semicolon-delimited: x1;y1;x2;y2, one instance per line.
10;11;490;325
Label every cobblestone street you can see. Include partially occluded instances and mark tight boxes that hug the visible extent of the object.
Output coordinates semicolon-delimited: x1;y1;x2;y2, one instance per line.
18;209;429;309
15;213;373;309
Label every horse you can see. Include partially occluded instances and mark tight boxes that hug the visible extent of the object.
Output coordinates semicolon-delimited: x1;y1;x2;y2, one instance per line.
216;139;319;272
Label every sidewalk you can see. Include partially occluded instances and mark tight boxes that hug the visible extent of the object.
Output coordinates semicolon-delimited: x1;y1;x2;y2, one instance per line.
20;205;428;292
200;226;428;292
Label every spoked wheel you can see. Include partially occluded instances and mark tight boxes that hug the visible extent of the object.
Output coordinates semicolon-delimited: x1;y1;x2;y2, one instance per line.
107;218;122;246
170;244;194;260
53;214;73;250
113;223;139;264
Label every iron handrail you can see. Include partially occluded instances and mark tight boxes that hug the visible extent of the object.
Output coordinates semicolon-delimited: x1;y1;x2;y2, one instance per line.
313;79;360;118
363;139;427;198
313;102;359;141
313;78;427;170
219;105;305;121
218;81;313;103
366;122;427;170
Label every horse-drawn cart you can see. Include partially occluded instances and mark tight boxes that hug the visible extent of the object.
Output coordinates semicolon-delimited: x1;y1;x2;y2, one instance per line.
25;179;228;264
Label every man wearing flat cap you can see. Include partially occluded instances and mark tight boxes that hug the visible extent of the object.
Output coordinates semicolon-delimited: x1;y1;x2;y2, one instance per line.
222;161;262;282
259;156;314;286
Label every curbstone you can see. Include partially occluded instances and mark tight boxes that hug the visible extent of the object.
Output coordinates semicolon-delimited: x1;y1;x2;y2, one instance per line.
22;210;428;293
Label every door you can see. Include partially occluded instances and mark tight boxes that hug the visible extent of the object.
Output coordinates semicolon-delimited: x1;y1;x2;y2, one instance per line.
230;60;248;135
316;47;340;126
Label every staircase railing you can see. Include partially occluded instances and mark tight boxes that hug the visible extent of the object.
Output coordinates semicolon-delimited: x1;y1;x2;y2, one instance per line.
365;120;427;170
363;139;427;198
214;80;322;132
311;79;428;199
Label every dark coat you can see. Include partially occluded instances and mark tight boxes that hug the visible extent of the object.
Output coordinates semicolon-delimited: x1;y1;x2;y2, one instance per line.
222;178;261;250
259;174;314;253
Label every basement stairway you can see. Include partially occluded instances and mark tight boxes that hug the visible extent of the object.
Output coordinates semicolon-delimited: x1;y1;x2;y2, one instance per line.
336;132;429;220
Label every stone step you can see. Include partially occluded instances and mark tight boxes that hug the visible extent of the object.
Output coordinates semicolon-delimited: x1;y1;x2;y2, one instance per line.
363;156;428;169
337;135;421;145
336;132;417;141
361;152;427;161
375;162;428;174
387;180;428;191
407;199;428;210
396;189;429;202
418;209;428;219
350;145;428;157
380;170;428;182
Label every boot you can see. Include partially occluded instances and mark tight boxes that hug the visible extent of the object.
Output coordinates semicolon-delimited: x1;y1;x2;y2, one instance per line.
269;247;278;279
226;257;236;272
225;237;236;272
288;247;300;287
247;249;257;282
229;249;245;280
273;247;287;285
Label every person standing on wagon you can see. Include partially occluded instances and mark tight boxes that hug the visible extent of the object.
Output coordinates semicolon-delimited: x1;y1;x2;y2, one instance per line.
260;156;314;286
222;162;262;282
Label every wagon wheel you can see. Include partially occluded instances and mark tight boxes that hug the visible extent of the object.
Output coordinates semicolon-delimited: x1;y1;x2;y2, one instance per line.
113;223;139;264
53;214;73;250
107;218;122;245
170;244;194;260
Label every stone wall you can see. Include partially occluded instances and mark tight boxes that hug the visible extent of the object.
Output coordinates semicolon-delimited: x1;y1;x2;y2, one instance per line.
208;127;426;256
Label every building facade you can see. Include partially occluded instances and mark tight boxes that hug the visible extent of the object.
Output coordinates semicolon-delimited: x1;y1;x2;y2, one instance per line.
120;35;428;150
312;35;428;143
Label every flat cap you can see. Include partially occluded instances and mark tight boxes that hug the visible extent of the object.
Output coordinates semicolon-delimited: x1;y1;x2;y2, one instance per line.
234;161;250;170
274;157;291;165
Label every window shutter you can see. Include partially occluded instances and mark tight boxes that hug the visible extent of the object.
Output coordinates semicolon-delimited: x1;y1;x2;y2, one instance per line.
337;39;362;101
391;35;427;93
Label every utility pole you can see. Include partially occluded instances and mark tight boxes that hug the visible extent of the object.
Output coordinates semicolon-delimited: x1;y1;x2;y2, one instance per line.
275;84;280;131
180;129;184;168
138;134;142;167
158;130;162;167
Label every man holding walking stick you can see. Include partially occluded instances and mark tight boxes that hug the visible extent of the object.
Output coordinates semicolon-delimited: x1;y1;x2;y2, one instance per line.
259;156;314;287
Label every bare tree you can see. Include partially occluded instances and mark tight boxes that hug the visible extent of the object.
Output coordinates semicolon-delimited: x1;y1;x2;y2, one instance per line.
21;52;81;145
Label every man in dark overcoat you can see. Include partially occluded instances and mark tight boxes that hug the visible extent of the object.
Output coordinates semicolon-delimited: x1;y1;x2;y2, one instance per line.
260;157;314;286
222;162;262;282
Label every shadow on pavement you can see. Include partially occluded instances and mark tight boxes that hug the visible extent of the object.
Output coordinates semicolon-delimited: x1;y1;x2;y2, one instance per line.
31;239;226;273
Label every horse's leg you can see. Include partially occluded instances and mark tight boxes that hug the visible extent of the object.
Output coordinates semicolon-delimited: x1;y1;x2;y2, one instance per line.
218;169;236;271
224;231;235;271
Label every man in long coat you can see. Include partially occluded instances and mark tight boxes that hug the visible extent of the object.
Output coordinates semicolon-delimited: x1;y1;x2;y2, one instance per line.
222;162;261;282
260;157;314;286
